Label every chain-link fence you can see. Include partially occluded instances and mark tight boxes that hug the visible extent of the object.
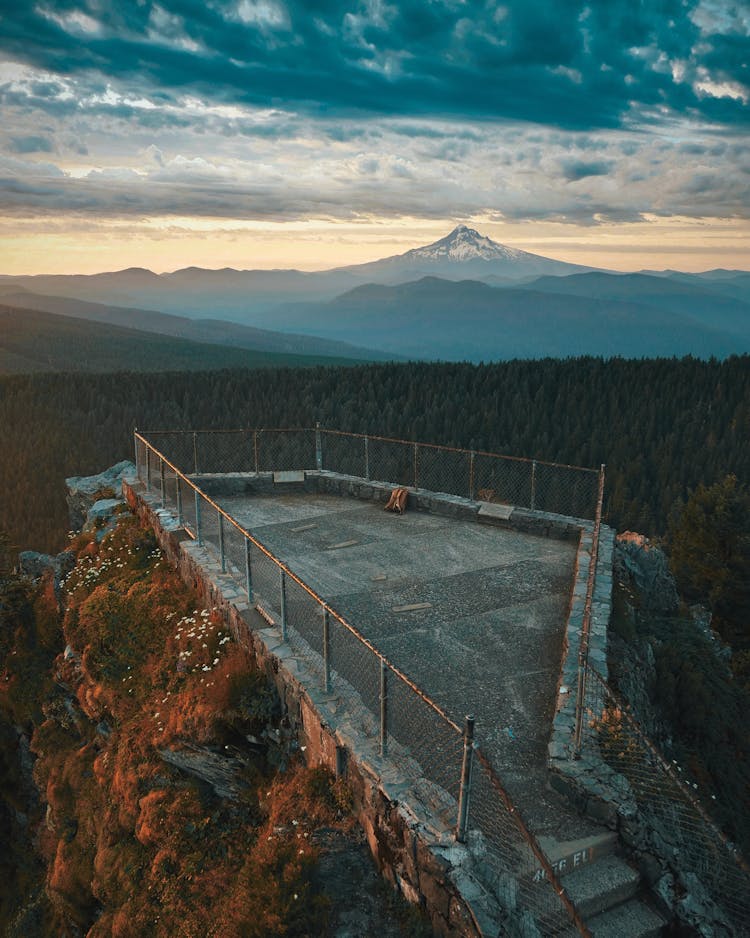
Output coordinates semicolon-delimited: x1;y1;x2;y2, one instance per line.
578;668;750;936
134;428;750;936
134;430;590;934
135;427;602;520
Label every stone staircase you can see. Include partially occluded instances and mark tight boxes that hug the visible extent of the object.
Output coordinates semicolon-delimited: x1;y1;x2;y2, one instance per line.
538;831;667;936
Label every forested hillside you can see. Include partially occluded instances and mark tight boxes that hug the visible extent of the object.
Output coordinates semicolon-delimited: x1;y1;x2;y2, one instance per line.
1;356;748;553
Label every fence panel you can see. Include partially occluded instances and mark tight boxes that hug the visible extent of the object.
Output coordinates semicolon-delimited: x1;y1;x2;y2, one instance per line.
320;431;366;477
328;617;381;722
580;669;750;936
388;674;464;823
534;462;599;520
178;475;197;535
192;430;252;474
367;436;415;488
470;760;580;937
255;429;316;472
415;444;471;497
473;452;533;508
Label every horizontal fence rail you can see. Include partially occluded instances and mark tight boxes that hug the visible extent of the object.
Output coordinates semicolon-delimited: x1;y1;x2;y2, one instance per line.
134;429;586;936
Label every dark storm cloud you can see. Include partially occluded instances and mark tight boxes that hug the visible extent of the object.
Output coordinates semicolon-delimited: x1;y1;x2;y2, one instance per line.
562;159;613;181
0;0;747;131
8;135;55;153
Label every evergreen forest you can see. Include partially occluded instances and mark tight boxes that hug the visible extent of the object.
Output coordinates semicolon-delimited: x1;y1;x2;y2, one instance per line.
2;356;748;555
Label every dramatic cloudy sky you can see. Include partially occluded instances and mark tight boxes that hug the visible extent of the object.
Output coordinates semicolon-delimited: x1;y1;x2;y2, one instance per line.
0;0;748;273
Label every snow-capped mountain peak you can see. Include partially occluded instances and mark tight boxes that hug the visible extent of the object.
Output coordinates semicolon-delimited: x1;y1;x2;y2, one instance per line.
406;226;529;263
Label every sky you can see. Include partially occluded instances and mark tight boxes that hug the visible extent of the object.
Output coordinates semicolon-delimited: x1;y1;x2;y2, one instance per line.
0;0;748;275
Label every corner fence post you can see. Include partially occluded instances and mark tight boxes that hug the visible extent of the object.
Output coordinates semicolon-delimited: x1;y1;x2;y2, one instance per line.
279;569;288;641
364;435;370;481
160;459;166;509
573;463;606;759
379;658;388;758
322;606;331;693
244;539;253;603
315;422;323;470
530;460;537;511
456;715;475;844
195;491;202;546
193;431;199;475
176;479;183;525
469;449;475;500
134;430;140;480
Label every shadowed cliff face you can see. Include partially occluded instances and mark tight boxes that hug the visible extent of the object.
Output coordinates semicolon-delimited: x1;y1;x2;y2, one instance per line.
1;510;427;938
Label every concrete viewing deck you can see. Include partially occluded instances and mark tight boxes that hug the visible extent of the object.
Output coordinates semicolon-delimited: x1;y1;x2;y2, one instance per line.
216;487;599;843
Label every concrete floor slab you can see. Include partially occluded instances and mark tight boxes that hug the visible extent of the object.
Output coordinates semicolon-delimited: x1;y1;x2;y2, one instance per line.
218;490;600;842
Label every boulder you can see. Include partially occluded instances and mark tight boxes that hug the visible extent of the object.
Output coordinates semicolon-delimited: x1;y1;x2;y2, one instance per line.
66;461;135;531
18;549;75;593
614;531;679;614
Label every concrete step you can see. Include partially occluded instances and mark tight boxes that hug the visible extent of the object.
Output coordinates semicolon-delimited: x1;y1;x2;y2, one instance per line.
587;897;666;938
531;830;618;883
561;854;640;919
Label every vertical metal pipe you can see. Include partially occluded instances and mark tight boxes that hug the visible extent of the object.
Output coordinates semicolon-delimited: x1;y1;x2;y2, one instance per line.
193;431;199;475
456;715;475;844
413;442;419;489
176;478;183;525
315;422;323;470
279;568;288;641
530;460;537;511
218;511;226;572
253;430;259;474
195;491;202;546
323;606;331;693
379;658;388;758
573;464;606;759
160;459;166;509
134;430;140;480
244;539;253;603
364;435;370;481
469;450;476;500
146;447;152;491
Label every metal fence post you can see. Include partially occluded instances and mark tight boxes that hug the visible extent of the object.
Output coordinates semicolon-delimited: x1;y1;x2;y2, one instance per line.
379;659;388;758
469;450;476;500
160;459;166;509
193;432;199;475
146;447;152;491
364;435;370;481
315;422;323;470
530;459;537;511
322;606;331;693
413;442;419;489
176;478;183;525
456;715;475;843
195;491;202;546
218;511;226;573
244;539;253;603
279;568;288;641
253;430;259;474
134;430;140;480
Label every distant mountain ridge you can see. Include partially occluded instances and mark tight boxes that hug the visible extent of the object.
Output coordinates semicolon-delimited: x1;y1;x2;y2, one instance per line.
1;226;748;362
0;303;373;374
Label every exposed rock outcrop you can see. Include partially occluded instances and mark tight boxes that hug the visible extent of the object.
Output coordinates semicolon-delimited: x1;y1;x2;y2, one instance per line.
614;531;679;615
65;461;135;531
